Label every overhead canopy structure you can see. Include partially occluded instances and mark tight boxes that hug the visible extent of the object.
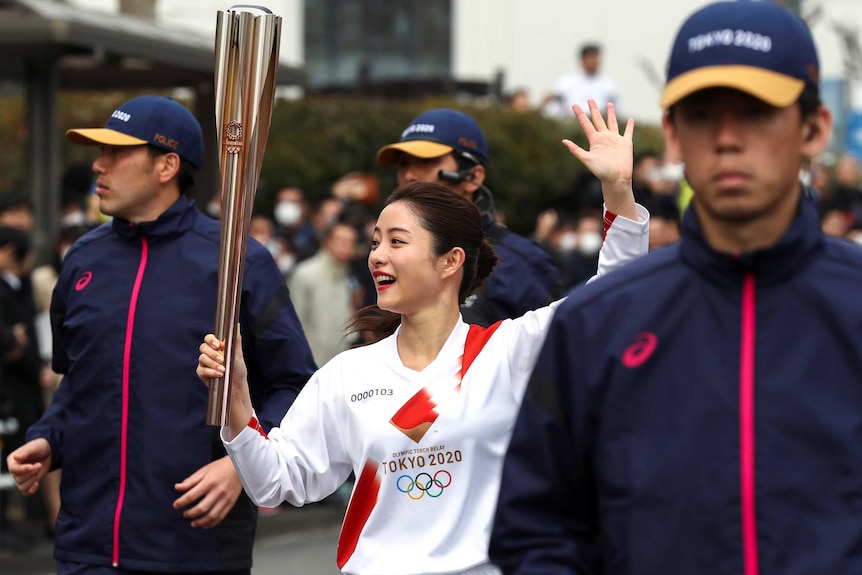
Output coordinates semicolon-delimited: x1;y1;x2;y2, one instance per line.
0;0;305;257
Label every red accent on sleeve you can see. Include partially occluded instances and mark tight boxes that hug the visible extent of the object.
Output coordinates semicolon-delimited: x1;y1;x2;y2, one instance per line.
337;459;381;568
603;210;618;242
248;416;268;439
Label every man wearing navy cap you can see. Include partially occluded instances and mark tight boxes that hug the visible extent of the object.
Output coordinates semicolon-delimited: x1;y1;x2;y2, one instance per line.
377;108;562;325
491;2;862;574
7;95;317;574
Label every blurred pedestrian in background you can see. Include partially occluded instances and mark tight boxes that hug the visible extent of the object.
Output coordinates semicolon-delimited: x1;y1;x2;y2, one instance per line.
543;43;620;119
288;219;360;366
272;184;318;264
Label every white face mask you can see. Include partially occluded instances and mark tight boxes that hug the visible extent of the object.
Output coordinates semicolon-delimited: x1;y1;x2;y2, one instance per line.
576;231;602;256
60;211;88;227
558;231;578;253
274;201;302;227
265;239;281;257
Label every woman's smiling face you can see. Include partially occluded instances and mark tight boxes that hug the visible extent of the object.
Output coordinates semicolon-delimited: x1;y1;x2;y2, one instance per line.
368;200;445;316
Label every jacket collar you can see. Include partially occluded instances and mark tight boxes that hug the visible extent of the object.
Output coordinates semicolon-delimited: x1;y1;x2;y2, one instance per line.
111;196;199;243
679;191;823;287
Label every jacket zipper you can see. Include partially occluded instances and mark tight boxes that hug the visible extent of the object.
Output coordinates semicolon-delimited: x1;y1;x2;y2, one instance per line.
740;273;759;575
112;236;148;567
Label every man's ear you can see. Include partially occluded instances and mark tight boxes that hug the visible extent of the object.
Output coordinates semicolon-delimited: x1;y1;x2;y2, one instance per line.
156;152;182;184
462;164;486;194
801;105;833;158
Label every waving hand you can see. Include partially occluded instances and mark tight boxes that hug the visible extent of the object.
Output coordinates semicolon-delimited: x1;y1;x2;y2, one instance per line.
563;99;636;221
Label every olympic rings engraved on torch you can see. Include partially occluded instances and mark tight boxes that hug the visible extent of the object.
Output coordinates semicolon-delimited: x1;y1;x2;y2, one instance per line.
225;121;244;154
396;470;452;500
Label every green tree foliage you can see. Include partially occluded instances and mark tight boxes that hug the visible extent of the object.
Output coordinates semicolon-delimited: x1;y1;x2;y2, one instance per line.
260;96;664;234
2;93;663;235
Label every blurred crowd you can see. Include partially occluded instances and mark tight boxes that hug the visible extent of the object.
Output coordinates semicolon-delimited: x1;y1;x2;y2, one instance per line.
3;38;862;559
0;162;97;550
809;153;862;245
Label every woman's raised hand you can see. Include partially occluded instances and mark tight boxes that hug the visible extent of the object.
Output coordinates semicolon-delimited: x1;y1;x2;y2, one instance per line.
563;99;636;221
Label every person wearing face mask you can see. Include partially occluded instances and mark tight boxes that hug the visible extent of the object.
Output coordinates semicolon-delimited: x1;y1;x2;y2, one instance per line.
549;211;604;289
272;185;319;262
250;211;297;279
273;192;303;228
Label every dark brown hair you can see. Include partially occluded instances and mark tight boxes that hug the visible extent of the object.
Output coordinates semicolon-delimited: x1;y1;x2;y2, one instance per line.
350;181;498;342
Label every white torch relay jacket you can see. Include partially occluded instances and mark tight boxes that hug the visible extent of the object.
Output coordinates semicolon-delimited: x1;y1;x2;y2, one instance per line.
223;205;649;575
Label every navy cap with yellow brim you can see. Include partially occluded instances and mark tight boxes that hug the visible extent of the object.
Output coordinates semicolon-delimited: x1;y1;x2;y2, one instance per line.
65;95;204;169
66;128;149;147
660;1;819;109
660;65;806;109
376;108;488;168
376;140;455;167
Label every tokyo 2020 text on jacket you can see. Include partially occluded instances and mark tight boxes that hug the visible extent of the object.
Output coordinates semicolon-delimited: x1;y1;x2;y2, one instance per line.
26;196;317;572
491;195;862;575
221;206;649;575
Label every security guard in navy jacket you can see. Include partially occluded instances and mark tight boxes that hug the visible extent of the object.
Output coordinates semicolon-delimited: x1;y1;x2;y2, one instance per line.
7;95;317;574
491;3;862;574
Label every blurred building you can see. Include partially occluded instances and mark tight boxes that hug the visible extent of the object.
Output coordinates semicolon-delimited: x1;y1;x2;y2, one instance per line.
61;0;862;130
0;0;305;261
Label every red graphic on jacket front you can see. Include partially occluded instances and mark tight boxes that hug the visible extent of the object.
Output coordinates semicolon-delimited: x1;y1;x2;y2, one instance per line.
389;321;503;442
390;388;438;442
75;271;93;291
622;332;657;368
337;459;380;569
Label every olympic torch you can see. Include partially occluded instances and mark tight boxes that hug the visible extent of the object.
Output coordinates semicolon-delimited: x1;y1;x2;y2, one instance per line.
207;5;281;426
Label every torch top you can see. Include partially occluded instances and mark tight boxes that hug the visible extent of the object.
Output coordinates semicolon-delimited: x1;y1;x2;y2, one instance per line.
227;4;273;14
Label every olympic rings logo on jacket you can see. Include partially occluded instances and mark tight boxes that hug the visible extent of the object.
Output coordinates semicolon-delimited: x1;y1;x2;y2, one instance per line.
396;470;452;500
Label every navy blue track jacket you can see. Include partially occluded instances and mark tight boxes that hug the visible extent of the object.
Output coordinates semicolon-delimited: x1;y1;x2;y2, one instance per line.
491;195;862;575
27;197;317;572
